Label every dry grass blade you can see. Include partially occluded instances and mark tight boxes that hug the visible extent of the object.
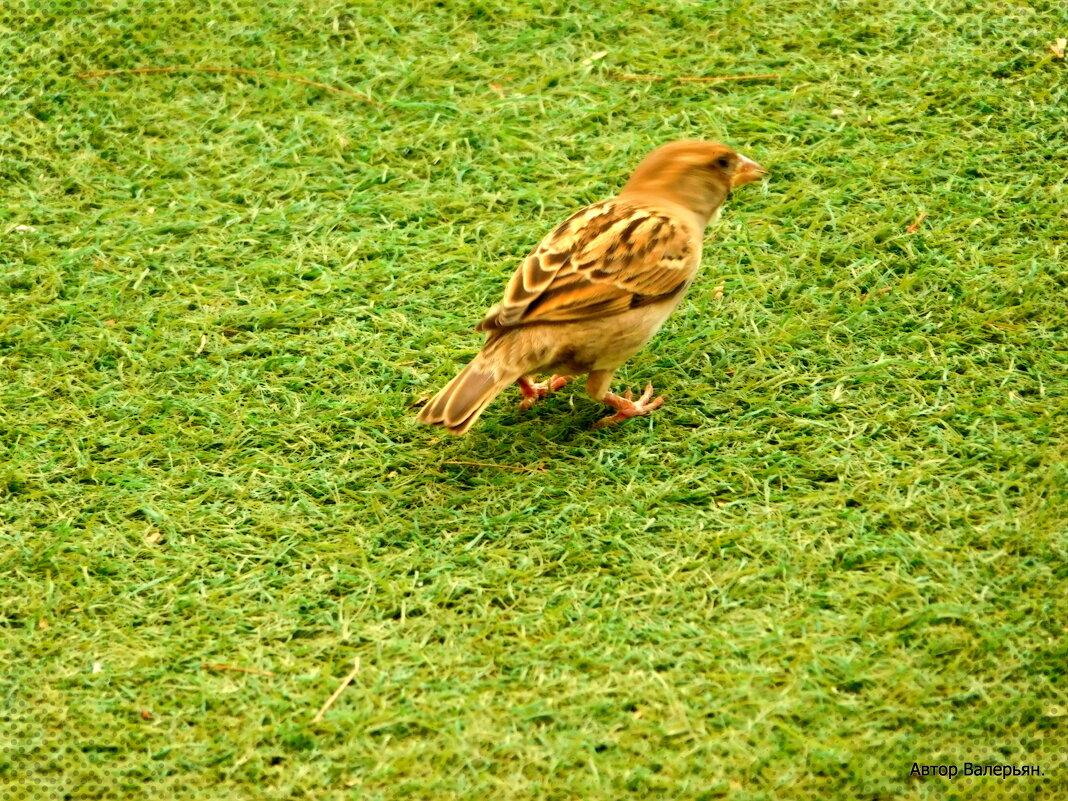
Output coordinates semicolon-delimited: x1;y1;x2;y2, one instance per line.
201;663;276;677
76;66;384;106
312;657;362;723
443;460;545;472
614;72;779;83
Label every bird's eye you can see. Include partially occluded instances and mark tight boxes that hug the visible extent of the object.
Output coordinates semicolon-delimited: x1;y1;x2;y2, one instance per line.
714;156;732;169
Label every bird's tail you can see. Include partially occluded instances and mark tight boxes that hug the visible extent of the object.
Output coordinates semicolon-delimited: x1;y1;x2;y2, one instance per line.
417;349;520;436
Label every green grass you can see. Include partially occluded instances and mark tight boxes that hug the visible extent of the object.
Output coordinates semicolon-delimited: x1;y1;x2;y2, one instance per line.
3;0;1067;799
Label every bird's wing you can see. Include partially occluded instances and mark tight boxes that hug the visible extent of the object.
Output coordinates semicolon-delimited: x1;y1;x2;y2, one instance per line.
477;200;698;331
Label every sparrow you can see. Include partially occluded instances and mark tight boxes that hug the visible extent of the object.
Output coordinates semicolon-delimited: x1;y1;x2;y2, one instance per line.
418;139;766;435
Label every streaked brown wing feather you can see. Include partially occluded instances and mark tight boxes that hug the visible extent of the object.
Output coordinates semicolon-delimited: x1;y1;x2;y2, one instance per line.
477;200;695;331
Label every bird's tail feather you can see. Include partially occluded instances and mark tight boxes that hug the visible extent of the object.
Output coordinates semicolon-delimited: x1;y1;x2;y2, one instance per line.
417;352;518;436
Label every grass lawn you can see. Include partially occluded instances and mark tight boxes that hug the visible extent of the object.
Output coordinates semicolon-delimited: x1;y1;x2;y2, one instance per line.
3;1;1066;798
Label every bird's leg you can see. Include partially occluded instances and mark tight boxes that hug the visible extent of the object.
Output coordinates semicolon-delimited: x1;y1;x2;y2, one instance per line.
592;384;665;430
516;375;570;410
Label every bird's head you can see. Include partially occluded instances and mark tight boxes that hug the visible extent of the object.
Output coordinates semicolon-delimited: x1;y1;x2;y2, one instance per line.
620;140;767;227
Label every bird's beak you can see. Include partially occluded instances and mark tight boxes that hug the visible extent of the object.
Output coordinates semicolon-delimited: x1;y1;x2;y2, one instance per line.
732;155;768;188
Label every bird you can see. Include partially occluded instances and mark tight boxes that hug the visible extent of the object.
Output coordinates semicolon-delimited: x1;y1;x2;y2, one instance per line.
417;139;766;436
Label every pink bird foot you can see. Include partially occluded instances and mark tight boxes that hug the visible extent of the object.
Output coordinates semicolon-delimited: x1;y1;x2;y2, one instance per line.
593;384;665;429
517;375;570;410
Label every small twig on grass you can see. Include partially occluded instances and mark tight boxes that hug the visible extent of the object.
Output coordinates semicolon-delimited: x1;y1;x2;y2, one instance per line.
614;72;779;84
443;460;545;473
906;211;928;234
861;287;892;303
76;66;383;107
312;656;361;723
201;663;276;677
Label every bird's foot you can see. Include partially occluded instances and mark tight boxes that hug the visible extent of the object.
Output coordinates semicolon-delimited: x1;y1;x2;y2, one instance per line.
517;375;570;410
593;385;665;429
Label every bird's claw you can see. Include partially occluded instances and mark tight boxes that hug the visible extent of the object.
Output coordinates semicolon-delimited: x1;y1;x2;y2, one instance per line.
517;375;570;410
593;384;665;429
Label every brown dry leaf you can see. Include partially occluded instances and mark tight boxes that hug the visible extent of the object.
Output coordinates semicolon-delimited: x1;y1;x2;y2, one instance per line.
139;709;154;721
488;83;506;99
1049;38;1066;59
145;530;163;545
581;50;608;66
